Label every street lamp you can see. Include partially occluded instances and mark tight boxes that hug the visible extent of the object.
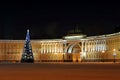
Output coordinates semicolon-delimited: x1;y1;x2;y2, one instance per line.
113;49;116;63
63;53;65;62
102;50;105;62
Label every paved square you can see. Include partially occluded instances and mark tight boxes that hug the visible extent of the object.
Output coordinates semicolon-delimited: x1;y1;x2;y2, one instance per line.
0;62;120;80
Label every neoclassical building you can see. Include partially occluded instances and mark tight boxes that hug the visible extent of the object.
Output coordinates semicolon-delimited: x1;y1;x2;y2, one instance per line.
0;30;120;63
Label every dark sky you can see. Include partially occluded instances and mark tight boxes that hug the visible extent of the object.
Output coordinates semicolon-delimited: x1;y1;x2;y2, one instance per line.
0;2;120;39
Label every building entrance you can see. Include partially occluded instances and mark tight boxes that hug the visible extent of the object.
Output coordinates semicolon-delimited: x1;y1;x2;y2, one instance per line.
65;43;81;62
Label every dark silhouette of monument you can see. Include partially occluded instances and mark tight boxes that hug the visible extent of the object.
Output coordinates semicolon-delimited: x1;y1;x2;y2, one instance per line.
21;29;34;63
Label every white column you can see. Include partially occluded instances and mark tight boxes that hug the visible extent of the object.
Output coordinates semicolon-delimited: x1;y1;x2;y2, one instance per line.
61;43;63;53
57;43;59;53
85;41;87;52
43;44;45;54
87;41;90;52
55;43;56;53
51;43;53;53
64;42;67;53
40;43;42;53
52;43;55;53
82;41;86;58
49;43;51;53
92;40;95;52
81;41;84;53
46;43;48;53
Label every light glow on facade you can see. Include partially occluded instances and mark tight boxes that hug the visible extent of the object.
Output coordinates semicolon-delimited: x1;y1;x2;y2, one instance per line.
0;31;120;62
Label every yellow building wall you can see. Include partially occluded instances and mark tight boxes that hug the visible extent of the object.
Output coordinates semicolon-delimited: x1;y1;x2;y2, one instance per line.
0;40;24;62
0;32;120;63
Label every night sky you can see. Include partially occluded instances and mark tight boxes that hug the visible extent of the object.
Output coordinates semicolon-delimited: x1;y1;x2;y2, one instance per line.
0;2;120;39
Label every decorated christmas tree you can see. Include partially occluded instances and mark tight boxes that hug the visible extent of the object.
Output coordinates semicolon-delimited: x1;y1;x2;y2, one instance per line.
21;29;34;63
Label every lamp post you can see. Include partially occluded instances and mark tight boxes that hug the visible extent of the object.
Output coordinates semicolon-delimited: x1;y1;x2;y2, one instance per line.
102;50;105;62
63;53;65;62
113;49;116;63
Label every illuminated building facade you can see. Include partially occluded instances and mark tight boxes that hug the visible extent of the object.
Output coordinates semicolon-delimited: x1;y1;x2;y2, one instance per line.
0;31;120;62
